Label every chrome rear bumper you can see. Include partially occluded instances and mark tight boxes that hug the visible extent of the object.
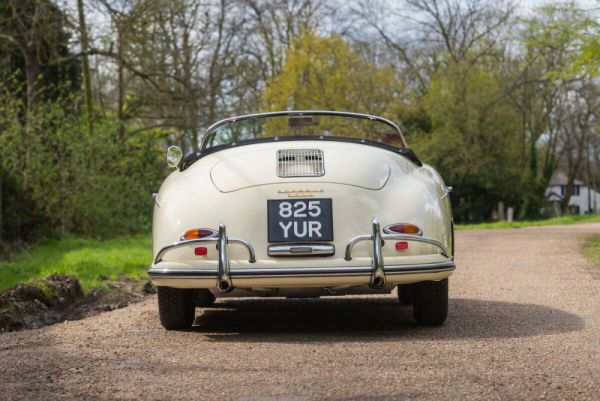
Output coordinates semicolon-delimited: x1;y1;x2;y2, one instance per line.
150;219;454;289
148;261;455;279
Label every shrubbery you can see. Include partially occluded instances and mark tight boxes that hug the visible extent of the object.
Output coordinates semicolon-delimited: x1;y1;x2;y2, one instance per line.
0;93;167;242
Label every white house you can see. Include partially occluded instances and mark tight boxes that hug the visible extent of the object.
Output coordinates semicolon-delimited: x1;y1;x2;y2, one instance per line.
546;171;600;215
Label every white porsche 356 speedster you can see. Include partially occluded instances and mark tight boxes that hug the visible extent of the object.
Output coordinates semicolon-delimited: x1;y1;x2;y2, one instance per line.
149;111;454;330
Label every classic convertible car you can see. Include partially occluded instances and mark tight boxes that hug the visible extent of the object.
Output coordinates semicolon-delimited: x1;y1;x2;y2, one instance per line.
149;111;455;330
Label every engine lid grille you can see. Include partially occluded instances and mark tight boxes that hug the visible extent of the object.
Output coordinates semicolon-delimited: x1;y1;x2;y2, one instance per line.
277;149;325;178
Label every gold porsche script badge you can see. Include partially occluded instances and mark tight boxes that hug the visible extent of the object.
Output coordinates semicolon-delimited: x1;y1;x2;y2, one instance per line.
278;189;324;198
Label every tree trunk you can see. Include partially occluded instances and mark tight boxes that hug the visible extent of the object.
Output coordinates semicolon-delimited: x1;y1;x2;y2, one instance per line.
23;48;43;189
561;153;584;215
561;184;574;215
586;136;592;213
77;0;94;136
117;24;125;139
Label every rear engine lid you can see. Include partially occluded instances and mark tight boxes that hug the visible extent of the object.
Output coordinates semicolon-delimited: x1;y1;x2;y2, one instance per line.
210;144;391;192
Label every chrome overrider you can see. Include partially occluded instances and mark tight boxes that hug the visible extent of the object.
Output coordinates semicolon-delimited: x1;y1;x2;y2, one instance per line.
344;218;450;289
153;222;256;292
149;218;454;290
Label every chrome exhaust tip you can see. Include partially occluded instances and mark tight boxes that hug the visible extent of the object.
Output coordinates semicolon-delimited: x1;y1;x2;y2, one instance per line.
370;275;385;289
217;277;233;293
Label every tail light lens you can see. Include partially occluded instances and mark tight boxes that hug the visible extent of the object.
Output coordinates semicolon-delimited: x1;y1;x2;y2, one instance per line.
194;247;208;256
395;241;409;251
181;228;217;241
384;223;422;236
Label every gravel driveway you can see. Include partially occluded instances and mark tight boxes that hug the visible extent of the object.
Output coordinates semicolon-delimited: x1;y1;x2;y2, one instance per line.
1;224;599;400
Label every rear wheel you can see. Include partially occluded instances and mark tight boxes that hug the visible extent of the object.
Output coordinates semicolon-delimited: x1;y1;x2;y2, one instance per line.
157;286;196;330
412;279;448;326
194;289;216;307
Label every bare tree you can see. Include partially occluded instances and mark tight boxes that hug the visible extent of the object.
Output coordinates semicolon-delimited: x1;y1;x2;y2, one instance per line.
86;0;331;151
0;0;75;119
240;0;329;80
558;81;600;213
77;0;94;135
503;2;599;217
403;0;514;63
350;0;515;91
90;0;240;150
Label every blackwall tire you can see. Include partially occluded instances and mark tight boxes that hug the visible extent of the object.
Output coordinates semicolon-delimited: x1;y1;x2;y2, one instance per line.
412;279;448;326
157;286;195;330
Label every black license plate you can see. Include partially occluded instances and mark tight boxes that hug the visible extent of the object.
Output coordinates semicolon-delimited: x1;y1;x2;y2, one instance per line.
268;199;333;242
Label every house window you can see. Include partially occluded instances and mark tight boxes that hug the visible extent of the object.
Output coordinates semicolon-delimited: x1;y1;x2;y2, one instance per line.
560;185;581;196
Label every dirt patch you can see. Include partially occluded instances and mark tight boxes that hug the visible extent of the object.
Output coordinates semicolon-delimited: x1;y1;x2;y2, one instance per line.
0;274;154;332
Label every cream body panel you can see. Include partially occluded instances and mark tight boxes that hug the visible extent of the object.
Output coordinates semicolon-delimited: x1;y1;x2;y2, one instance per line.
210;144;391;192
151;141;453;288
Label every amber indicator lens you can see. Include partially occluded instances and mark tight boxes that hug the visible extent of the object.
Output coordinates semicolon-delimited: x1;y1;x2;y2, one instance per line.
386;223;421;235
182;228;217;240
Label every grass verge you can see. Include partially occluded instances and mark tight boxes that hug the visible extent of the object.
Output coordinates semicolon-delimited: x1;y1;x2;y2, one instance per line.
457;214;600;230
582;235;600;265
0;235;151;292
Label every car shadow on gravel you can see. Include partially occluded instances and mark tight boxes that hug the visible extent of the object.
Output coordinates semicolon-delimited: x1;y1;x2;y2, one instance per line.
192;297;584;342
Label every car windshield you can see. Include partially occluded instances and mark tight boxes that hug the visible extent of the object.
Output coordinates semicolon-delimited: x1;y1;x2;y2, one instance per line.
202;113;404;149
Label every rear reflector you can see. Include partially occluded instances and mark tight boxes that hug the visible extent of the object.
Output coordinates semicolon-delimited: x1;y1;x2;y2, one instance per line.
395;241;409;251
182;228;217;241
384;223;422;235
194;247;208;256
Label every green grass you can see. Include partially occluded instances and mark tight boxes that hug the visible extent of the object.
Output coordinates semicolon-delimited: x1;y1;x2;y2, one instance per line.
457;213;600;230
583;235;600;265
0;235;151;292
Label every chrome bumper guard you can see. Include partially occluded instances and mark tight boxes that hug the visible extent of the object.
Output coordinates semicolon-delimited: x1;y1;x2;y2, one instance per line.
344;218;450;289
151;218;452;290
153;222;256;292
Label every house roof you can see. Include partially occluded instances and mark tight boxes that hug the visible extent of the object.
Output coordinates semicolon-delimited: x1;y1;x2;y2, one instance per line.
546;190;563;202
549;171;584;186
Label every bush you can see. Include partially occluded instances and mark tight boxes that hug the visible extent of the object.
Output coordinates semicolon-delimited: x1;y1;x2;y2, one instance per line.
0;93;167;241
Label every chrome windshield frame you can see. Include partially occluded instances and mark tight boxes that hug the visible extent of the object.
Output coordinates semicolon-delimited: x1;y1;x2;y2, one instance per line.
199;110;406;150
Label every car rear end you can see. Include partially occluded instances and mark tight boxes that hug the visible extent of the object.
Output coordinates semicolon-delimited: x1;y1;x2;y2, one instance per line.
149;111;455;330
149;140;454;292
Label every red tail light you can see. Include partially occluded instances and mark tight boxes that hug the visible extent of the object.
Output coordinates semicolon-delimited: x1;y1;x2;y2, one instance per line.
384;223;422;235
181;228;217;241
395;241;409;251
194;247;208;256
